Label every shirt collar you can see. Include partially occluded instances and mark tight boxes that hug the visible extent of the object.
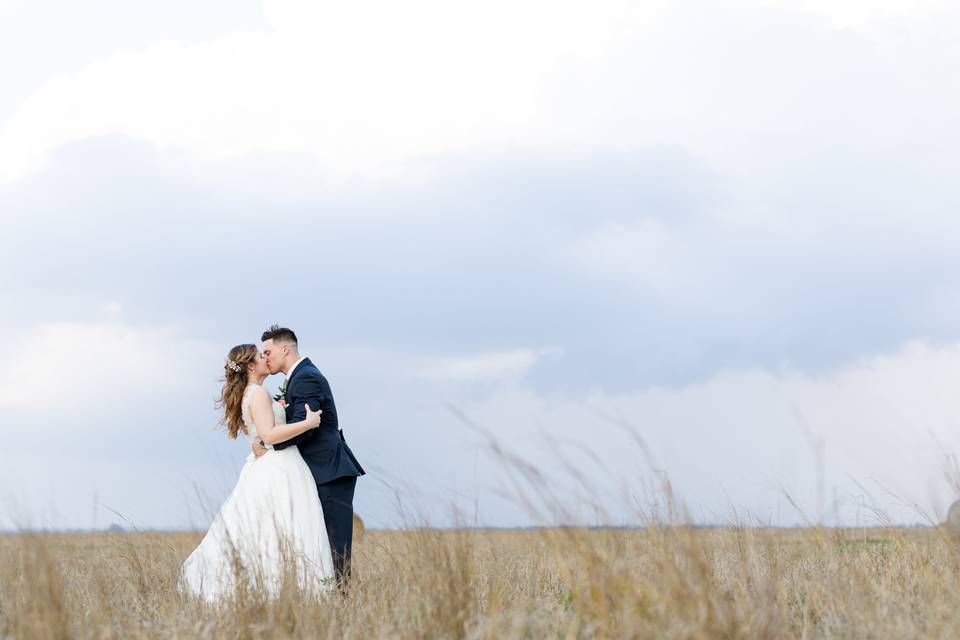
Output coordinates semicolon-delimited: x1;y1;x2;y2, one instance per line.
286;356;307;381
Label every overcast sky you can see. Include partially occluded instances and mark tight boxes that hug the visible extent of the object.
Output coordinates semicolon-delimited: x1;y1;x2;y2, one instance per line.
3;0;960;530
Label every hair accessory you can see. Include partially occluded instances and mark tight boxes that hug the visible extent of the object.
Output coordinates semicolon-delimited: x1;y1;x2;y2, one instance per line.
226;359;243;373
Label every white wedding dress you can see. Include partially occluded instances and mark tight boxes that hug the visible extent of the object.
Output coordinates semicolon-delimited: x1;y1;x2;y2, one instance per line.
178;384;335;602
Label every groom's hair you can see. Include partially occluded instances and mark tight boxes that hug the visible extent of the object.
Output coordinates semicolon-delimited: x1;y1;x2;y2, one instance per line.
261;324;298;346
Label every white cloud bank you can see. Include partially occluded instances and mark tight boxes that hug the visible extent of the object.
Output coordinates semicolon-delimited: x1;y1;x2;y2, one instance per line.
1;313;958;528
2;0;959;191
755;0;960;30
0;320;215;414
448;339;960;527
0;0;589;185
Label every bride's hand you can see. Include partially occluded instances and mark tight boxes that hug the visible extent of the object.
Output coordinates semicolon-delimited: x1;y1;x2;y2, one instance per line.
305;404;323;428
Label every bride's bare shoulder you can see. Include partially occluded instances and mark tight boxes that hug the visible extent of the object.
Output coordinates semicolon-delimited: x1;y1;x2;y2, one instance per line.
247;384;272;405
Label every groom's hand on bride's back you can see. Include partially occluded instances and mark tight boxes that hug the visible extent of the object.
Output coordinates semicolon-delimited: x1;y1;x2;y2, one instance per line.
252;439;269;459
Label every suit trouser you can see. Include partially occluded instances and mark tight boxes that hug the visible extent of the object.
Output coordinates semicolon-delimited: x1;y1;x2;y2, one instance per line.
316;474;358;585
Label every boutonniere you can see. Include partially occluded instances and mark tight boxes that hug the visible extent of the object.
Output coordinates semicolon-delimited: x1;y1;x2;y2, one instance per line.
274;378;288;406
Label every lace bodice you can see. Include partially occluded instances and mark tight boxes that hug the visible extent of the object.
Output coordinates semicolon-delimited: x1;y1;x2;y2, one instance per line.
240;384;286;448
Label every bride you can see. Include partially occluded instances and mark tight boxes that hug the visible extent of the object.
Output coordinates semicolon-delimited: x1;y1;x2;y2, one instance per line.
178;344;336;602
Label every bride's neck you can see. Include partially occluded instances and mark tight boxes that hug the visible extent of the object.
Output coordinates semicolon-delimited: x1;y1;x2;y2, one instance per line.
248;374;267;386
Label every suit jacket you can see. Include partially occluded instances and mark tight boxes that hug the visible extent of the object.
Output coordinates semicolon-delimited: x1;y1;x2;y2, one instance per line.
271;357;365;485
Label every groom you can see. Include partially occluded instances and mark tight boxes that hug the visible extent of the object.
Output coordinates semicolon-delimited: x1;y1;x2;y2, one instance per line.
254;324;365;587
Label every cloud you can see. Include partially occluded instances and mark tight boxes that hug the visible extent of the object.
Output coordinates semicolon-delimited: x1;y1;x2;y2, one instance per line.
0;0;589;185
0;320;215;413
2;136;960;393
4;0;960;530
415;348;563;382
4;0;960;190
752;0;960;30
443;339;960;526
288;338;960;528
2;315;959;529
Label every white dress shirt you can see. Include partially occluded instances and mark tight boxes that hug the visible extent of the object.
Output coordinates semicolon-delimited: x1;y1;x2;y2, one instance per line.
285;355;307;382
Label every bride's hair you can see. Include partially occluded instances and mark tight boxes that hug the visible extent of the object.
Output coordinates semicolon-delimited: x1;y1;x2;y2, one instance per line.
217;343;258;439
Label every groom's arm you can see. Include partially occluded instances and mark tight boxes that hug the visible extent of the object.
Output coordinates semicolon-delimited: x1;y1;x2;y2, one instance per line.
270;375;325;450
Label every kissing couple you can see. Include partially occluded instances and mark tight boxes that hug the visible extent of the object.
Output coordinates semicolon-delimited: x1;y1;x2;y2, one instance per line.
179;325;365;601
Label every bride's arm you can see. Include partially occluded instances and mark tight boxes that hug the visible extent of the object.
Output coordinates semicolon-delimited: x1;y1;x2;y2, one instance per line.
248;386;322;446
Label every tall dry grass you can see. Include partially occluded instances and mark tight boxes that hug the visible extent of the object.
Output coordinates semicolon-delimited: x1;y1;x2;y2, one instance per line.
3;523;960;638
4;414;958;638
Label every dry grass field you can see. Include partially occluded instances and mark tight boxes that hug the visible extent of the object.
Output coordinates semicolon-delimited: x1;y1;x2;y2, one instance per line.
3;523;960;639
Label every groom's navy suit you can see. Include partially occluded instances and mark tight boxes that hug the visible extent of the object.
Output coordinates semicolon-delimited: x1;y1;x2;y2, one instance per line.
271;358;364;584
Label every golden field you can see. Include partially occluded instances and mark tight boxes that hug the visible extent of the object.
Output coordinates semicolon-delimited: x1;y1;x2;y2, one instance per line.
2;524;960;639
